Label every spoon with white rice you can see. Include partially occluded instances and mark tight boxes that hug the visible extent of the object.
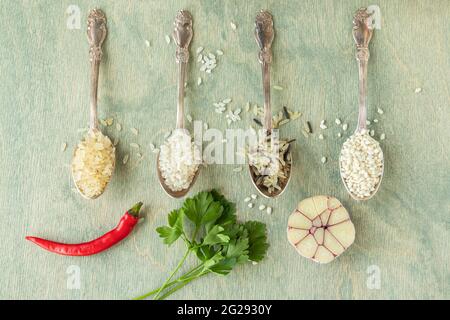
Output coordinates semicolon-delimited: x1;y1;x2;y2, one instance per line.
71;9;115;200
339;8;384;201
157;10;201;198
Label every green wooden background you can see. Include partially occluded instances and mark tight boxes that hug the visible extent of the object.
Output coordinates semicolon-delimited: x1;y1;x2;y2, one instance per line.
0;0;448;300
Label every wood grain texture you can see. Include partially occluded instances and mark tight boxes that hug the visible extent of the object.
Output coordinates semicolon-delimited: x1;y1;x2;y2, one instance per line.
0;0;448;299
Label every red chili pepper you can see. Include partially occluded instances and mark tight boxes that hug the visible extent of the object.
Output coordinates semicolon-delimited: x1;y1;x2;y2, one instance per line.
26;202;143;256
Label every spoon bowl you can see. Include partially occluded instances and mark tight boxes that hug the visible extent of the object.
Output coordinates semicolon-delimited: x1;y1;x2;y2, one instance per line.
71;128;116;200
249;150;292;199
157;153;200;199
339;130;384;201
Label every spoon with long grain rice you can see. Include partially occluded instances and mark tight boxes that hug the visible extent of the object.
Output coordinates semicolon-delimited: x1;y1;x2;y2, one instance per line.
71;9;115;200
339;8;384;201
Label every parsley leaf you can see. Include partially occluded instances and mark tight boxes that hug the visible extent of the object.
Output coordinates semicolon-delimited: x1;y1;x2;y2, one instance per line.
156;209;183;245
244;221;270;262
202;225;230;246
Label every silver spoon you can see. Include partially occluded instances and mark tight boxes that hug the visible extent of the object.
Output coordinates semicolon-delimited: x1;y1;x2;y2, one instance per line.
157;10;200;198
249;10;292;198
71;9;115;200
339;8;384;201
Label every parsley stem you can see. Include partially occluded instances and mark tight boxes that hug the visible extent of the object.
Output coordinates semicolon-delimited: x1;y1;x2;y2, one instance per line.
133;264;203;300
153;249;190;300
156;271;209;300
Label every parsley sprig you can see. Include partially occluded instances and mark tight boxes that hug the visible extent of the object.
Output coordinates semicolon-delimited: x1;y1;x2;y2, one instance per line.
135;190;269;300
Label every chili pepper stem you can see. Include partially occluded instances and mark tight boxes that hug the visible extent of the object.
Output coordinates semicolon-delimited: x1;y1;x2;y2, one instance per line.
128;202;143;218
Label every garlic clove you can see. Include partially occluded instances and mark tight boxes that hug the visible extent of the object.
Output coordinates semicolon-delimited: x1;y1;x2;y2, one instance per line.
324;230;345;256
327;207;350;225
288;213;312;229
314;246;335;264
314;228;325;245
296;197;316;220
312;217;322;227
327;197;341;210
287;228;309;244
328;221;355;248
296;234;317;258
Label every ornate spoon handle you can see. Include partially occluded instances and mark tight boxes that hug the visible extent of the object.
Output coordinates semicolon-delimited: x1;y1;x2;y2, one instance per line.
173;10;193;129
255;10;274;132
87;9;107;131
352;8;373;132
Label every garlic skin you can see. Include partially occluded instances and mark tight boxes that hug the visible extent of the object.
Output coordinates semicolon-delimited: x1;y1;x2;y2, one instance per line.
287;196;355;264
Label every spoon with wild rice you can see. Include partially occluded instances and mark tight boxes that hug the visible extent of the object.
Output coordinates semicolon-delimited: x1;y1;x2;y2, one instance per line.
339;8;384;201
248;10;293;198
156;10;201;198
71;9;115;200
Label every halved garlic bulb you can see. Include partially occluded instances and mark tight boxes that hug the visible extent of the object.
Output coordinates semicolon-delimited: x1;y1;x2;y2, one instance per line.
287;195;355;264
